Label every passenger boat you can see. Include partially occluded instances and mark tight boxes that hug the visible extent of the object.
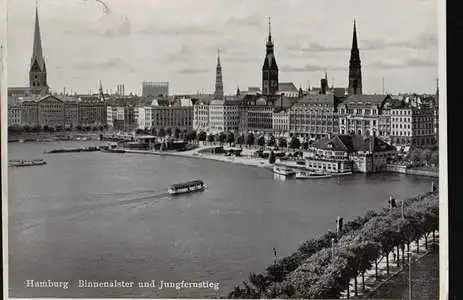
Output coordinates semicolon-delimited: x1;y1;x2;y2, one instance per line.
9;159;47;167
295;170;333;179
273;165;295;176
168;180;206;195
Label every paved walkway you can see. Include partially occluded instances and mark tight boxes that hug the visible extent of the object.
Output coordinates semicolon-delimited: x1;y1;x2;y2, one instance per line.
338;231;439;299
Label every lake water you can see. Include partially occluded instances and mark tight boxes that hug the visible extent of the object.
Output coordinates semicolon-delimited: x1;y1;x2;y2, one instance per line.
7;141;436;298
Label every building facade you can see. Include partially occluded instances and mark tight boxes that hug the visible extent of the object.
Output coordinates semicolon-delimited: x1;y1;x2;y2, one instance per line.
193;100;210;132
338;94;390;136
29;5;49;95
142;81;169;97
151;98;194;132
78;99;107;127
64;100;79;128
208;99;240;133
289;93;340;138
347;20;362;96
239;96;274;134
8;105;22;125
37;95;65;127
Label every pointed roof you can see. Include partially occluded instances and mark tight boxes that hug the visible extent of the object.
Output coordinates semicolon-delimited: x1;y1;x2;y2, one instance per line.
31;4;46;72
352;19;358;50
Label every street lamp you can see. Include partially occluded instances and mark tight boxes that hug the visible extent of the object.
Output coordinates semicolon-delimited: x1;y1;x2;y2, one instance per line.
405;251;414;300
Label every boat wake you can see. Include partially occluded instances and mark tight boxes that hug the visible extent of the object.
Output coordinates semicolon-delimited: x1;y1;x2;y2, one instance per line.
11;191;170;234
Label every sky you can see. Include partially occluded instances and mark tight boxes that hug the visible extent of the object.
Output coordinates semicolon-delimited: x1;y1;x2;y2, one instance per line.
5;0;438;95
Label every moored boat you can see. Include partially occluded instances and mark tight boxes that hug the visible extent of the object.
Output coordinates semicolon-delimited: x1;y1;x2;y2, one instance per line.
168;180;205;195
273;165;295;176
295;170;333;179
9;159;47;167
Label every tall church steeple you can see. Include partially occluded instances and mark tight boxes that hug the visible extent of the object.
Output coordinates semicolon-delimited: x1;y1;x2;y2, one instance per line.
348;19;362;96
214;49;224;99
262;17;279;99
29;2;49;95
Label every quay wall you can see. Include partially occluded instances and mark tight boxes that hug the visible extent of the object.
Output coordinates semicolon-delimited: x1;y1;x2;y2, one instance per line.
385;164;439;178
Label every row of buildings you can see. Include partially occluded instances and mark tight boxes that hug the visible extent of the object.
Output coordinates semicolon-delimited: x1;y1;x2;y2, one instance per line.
7;6;438;150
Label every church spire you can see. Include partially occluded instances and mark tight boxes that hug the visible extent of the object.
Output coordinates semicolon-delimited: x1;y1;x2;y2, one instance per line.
348;18;362;96
262;17;278;97
214;49;224;99
29;2;48;95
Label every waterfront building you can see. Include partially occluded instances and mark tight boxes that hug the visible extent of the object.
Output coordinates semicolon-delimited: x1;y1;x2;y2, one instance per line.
213;50;224;100
262;18;279;101
306;134;396;173
151;98;194;132
136;106;153;130
142;81;169;97
208;98;240;133
338;94;390;136
20;100;39;126
8;104;22;126
347;20;362;96
64;100;79;128
107;106;125;129
289;93;340;139
390;106;436;147
37;95;65;127
77;98;107;127
239;95;274;134
193;100;210;132
272;108;290;136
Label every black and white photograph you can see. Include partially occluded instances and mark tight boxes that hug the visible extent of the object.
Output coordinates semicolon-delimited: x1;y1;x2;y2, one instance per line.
2;0;443;299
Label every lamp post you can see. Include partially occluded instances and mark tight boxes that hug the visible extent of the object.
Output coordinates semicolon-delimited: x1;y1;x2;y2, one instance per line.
405;251;414;299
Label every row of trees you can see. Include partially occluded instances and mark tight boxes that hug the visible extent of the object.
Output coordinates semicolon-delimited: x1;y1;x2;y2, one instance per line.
229;191;439;299
8;124;109;134
406;147;439;167
134;128;310;150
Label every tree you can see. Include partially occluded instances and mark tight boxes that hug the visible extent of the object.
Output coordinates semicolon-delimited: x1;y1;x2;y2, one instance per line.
289;136;301;149
166;128;172;136
143;127;150;135
151;127;157;136
226;132;235;145
43;125;50;132
103;124;109;130
23;125;31;132
302;141;309;150
278;137;287;148
429;150;438;166
135;129;144;135
269;150;276;164
257;135;266;148
158;128;166;137
246;133;255;147
174;128;181;139
198;131;207;142
267;135;276;147
188;130;197;142
207;133;215;143
420;149;432;165
236;134;245;146
217;132;227;144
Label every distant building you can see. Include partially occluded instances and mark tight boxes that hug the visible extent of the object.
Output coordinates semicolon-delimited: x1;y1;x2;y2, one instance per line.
64;100;79;128
8;104;22;126
37;95;65;127
239;95;274;134
142;82;169;97
151;98;194;132
77;98;107;127
208;98;240;133
29;5;49;95
307;134;396;173
390;106;436;147
338;94;390;136
277;82;299;99
193;100;210;132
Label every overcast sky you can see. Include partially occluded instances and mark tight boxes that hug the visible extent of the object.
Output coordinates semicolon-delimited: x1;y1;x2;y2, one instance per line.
6;0;438;95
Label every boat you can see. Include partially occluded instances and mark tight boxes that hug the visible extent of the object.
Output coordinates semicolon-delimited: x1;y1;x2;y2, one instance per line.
9;159;47;167
168;180;206;195
273;165;295;176
295;170;333;179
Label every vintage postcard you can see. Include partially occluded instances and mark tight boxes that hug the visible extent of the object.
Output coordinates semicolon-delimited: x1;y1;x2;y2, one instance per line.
2;0;444;299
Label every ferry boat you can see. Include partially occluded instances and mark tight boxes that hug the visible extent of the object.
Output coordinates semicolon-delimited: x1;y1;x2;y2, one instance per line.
168;180;206;195
9;159;47;167
295;170;333;179
273;165;295;176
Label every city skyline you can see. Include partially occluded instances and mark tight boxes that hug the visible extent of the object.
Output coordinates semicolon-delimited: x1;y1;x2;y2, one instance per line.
6;0;437;95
